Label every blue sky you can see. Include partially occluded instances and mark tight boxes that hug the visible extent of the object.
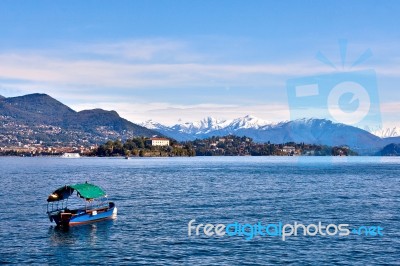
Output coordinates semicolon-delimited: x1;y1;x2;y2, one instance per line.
0;1;399;132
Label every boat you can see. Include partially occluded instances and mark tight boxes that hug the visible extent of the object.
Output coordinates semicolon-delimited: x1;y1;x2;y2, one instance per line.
60;153;81;158
46;182;117;227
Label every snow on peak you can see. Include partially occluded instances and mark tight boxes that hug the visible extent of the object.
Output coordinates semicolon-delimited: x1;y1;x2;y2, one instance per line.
139;117;343;133
370;127;400;138
138;119;165;129
142;115;274;134
230;115;271;129
177;116;229;133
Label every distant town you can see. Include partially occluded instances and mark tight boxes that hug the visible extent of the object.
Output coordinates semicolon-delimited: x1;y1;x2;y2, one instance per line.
0;117;96;155
0;134;360;157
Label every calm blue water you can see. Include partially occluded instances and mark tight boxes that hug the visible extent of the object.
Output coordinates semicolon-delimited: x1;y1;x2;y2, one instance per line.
0;157;399;265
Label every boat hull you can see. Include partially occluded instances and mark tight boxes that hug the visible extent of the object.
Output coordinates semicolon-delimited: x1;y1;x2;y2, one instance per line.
49;202;117;227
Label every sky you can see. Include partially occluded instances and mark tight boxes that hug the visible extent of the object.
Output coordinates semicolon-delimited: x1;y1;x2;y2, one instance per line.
0;0;399;133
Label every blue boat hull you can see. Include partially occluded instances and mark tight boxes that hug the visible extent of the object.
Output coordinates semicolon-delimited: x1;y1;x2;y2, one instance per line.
49;202;117;227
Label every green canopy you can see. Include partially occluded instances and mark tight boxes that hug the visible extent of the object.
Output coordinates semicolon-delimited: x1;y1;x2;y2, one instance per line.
70;183;106;199
47;182;107;202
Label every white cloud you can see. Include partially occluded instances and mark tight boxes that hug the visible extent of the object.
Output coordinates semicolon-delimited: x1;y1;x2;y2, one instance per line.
81;39;205;63
0;52;333;90
0;38;341;94
86;39;184;60
1;38;399;97
0;38;398;128
379;102;400;128
69;101;290;126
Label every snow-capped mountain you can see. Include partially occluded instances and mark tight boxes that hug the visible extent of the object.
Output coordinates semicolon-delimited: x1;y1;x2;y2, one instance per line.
175;115;271;134
175;117;230;134
140;115;272;140
140;119;170;131
139;116;400;155
228;115;271;130
371;127;400;138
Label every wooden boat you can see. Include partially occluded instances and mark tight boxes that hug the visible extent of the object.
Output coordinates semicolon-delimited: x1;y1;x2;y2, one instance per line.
46;182;117;227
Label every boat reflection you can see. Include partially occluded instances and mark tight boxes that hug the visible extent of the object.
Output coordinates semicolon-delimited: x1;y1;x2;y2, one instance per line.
48;219;115;247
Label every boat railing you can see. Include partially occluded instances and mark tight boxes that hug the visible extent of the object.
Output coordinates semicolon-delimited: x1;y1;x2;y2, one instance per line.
84;198;110;211
47;198;69;214
47;197;110;214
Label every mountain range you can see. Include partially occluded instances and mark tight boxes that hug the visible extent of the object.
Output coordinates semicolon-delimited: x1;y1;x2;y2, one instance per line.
140;116;400;155
0;93;159;146
1;93;399;155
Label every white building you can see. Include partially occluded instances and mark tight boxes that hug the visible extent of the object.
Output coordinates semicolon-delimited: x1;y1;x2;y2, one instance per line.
282;146;295;153
147;138;170;146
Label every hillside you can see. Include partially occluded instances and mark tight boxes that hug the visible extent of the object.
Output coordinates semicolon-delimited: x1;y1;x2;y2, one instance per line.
377;143;400;156
189;135;358;156
0;93;160;146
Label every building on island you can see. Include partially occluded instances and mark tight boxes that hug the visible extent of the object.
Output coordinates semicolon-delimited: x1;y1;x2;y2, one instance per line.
282;146;296;154
146;137;170;146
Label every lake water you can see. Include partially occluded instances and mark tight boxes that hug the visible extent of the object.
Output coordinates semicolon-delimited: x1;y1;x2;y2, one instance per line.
0;157;399;265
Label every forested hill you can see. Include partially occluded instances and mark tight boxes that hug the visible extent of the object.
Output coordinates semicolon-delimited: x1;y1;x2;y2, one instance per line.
0;93;160;146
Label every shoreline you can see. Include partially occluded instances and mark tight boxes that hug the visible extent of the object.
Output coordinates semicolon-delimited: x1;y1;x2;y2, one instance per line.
0;154;392;158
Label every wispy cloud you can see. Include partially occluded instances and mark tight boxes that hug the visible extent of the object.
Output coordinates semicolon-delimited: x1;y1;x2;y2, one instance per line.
80;39;206;63
0;38;399;126
69;101;290;126
0;52;337;92
0;38;339;91
1;38;399;95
